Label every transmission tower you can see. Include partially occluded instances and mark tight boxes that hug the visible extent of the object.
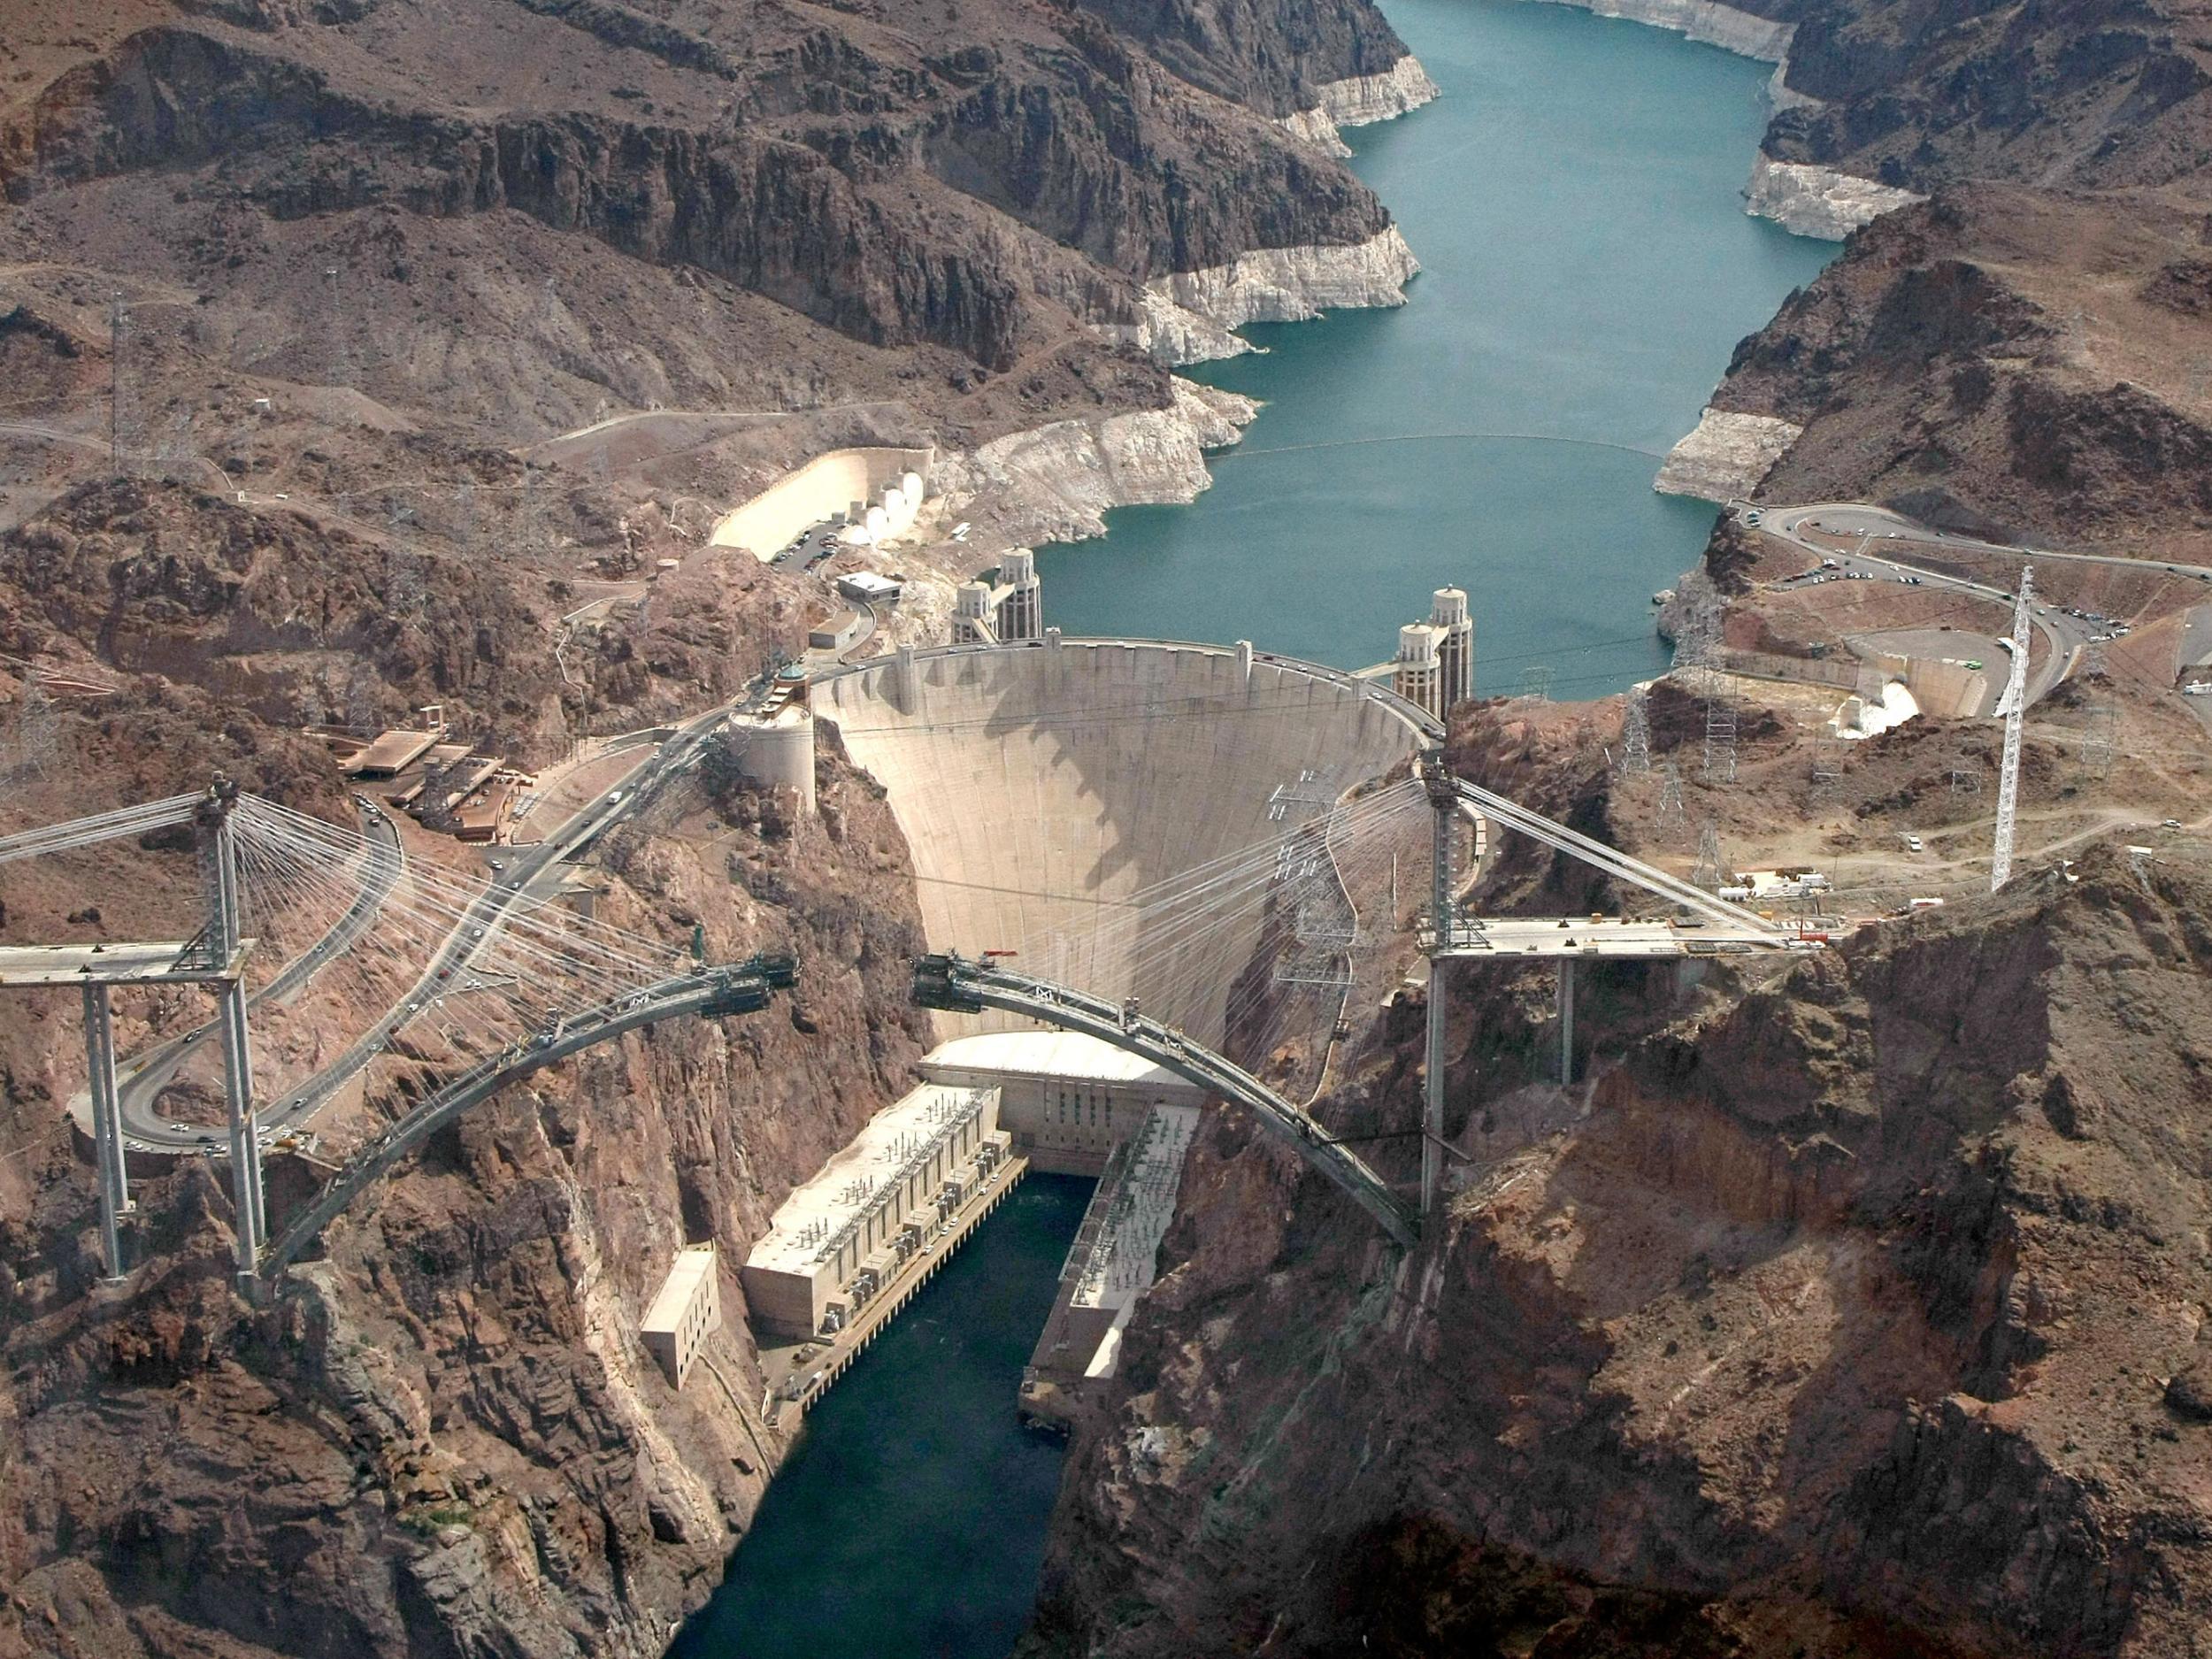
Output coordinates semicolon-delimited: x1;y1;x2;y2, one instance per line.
3;686;58;783
1518;665;1553;703
1690;822;1725;889
1989;567;2033;892
1948;764;1980;798
1702;694;1738;784
1618;688;1651;775
1809;731;1843;786
1655;762;1686;835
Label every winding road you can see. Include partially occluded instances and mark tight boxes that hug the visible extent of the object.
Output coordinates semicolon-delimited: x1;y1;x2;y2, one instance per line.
1750;503;2100;709
105;695;741;1155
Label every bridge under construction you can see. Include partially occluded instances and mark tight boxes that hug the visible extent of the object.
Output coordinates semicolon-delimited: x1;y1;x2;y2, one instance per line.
5;638;1815;1381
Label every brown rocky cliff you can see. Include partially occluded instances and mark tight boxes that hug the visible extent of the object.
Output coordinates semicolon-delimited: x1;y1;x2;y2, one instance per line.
1025;837;2212;1657
2;1;1400;373
0;748;940;1658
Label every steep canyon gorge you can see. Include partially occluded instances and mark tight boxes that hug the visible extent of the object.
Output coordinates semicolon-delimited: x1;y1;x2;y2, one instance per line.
3;0;2212;1655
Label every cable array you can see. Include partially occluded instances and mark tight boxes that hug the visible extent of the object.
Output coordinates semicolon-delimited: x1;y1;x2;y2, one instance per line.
952;777;1434;1090
211;796;705;1132
0;795;201;865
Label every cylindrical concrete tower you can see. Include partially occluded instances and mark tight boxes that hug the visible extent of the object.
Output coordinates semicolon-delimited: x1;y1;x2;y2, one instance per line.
996;548;1042;641
1429;586;1474;710
733;703;817;816
1393;623;1445;721
954;580;996;644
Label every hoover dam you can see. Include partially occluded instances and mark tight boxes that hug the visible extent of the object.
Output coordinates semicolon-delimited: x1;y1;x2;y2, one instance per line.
813;638;1435;1043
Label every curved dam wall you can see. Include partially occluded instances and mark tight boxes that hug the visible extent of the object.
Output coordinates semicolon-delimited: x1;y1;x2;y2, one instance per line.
814;640;1430;1045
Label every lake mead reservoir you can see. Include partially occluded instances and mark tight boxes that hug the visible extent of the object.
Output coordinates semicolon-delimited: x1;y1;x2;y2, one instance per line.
1037;0;1835;697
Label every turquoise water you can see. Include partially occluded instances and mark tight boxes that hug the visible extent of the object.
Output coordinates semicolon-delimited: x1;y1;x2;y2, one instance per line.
1037;0;1834;698
676;9;1833;1656
668;1177;1090;1659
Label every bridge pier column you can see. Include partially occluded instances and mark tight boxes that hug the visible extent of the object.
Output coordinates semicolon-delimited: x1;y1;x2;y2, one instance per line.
1421;751;1456;1221
1556;957;1575;1087
81;983;129;1279
218;979;265;1281
197;780;265;1294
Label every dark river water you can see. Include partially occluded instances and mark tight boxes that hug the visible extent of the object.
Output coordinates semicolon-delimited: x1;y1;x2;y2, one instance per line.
676;4;1832;1655
1038;0;1833;695
668;1176;1091;1658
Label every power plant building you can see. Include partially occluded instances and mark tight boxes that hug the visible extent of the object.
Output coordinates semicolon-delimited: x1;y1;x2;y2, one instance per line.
741;1083;1009;1340
918;1031;1206;1176
953;549;1044;645
641;1243;722;1389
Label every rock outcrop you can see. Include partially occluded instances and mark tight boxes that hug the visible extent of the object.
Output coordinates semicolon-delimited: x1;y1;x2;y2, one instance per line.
1655;407;1802;501
1745;155;1925;241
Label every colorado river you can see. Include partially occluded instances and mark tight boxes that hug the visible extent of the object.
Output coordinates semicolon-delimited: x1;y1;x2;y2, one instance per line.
1037;0;1834;695
678;6;1830;1655
668;1177;1089;1658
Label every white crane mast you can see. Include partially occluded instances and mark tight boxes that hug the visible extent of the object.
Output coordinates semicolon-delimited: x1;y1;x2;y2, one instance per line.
1990;567;2033;891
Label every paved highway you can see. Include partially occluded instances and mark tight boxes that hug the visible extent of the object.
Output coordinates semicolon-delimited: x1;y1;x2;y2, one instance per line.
1748;503;2094;709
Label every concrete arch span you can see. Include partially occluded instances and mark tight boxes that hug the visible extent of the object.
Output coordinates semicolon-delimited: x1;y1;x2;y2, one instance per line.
815;640;1436;1046
264;964;789;1277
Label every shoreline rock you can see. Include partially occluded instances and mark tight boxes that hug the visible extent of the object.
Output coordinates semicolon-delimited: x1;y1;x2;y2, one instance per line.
1654;406;1802;501
1279;56;1438;159
937;379;1260;545
1525;2;1931;240
1522;0;1791;61
1745;154;1925;240
1123;226;1421;365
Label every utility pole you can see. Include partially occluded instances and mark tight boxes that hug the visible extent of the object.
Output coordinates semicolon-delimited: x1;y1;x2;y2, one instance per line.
1990;568;2033;892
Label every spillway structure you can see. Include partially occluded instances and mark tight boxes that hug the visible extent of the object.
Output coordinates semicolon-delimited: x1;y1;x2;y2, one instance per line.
813;635;1434;1044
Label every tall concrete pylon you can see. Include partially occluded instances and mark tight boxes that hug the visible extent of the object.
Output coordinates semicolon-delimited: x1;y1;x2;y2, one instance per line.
1990;569;2033;892
196;779;267;1289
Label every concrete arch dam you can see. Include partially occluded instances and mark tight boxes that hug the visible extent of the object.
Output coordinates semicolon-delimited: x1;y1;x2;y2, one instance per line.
813;640;1436;1045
